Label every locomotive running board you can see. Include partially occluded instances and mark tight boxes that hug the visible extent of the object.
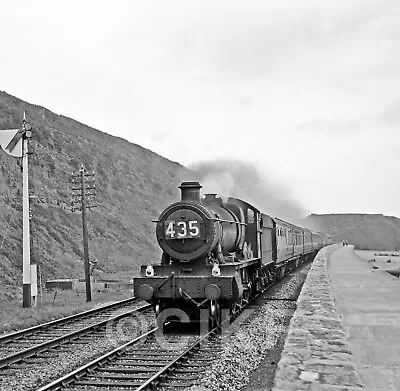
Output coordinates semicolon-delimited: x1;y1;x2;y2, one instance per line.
223;258;260;268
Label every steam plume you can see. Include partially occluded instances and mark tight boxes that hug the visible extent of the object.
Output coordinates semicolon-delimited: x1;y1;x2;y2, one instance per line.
186;160;307;223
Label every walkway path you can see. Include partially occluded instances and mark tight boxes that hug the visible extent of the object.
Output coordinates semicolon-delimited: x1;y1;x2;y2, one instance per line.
328;246;400;391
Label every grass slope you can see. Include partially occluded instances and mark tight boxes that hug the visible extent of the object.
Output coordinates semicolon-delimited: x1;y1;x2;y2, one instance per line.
0;91;189;301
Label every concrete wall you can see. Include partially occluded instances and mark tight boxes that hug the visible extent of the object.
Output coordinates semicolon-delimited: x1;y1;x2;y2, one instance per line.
272;245;363;391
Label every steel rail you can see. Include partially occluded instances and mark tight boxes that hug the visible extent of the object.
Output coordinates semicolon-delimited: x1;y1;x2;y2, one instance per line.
0;297;139;343
35;260;314;390
35;328;157;391
34;282;281;391
36;325;216;391
0;303;152;370
135;329;216;390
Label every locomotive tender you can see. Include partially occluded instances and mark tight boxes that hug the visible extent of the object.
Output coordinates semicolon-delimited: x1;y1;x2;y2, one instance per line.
134;181;327;328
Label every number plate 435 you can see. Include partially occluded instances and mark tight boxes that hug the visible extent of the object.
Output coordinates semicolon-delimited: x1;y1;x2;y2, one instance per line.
164;220;202;239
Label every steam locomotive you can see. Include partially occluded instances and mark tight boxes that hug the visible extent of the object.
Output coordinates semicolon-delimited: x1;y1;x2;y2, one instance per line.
134;181;328;329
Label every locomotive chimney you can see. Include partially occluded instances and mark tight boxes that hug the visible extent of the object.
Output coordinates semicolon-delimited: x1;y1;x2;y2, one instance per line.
179;182;202;203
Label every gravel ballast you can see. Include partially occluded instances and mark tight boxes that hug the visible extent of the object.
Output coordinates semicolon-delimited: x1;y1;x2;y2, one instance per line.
0;262;311;391
0;308;155;391
190;264;310;391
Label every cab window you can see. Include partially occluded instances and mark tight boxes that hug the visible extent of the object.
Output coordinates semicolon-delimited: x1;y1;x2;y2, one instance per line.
247;209;254;223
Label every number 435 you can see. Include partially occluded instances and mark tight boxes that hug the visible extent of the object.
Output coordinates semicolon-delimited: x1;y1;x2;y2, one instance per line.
165;220;199;238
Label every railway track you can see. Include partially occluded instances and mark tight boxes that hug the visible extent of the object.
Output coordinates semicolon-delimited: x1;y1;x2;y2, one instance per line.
0;298;152;371
33;273;286;391
36;326;223;391
1;264;311;390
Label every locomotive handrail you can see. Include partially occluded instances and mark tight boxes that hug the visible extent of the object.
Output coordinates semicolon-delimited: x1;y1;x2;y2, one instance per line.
153;216;247;225
208;217;247;225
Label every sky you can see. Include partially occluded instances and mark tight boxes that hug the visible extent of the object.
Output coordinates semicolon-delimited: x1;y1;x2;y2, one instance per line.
1;0;400;218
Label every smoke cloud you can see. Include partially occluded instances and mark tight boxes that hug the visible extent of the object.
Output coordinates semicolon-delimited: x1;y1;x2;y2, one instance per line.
185;159;307;223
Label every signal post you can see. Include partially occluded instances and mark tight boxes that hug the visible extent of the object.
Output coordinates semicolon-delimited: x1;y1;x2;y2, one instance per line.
0;113;36;307
21;117;34;307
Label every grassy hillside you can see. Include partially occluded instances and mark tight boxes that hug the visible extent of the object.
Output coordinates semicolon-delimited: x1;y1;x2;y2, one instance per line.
302;213;400;251
3;91;399;304
0;91;189;300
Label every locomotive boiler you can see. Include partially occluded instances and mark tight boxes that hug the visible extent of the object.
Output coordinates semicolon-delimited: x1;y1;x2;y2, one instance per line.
134;181;326;329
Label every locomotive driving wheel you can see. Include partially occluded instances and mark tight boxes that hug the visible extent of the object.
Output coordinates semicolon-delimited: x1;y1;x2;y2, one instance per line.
232;297;243;317
242;282;252;305
209;300;221;330
155;301;163;329
155;301;161;318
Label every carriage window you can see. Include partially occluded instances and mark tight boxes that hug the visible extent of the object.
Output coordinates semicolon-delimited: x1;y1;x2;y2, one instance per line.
247;209;254;223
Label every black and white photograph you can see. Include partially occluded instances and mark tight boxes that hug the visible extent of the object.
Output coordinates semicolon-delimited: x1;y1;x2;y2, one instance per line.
0;1;399;390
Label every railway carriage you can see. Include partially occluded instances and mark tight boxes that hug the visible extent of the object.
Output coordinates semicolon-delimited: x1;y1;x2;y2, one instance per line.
304;228;313;254
133;181;326;329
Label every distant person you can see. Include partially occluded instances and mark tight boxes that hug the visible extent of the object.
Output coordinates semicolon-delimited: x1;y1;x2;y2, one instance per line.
343;241;345;247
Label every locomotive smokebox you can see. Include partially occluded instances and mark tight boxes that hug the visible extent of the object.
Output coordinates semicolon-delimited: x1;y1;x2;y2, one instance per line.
179;182;202;203
156;181;242;261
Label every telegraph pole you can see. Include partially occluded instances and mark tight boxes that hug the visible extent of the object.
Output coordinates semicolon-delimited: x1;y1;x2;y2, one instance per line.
71;165;96;302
